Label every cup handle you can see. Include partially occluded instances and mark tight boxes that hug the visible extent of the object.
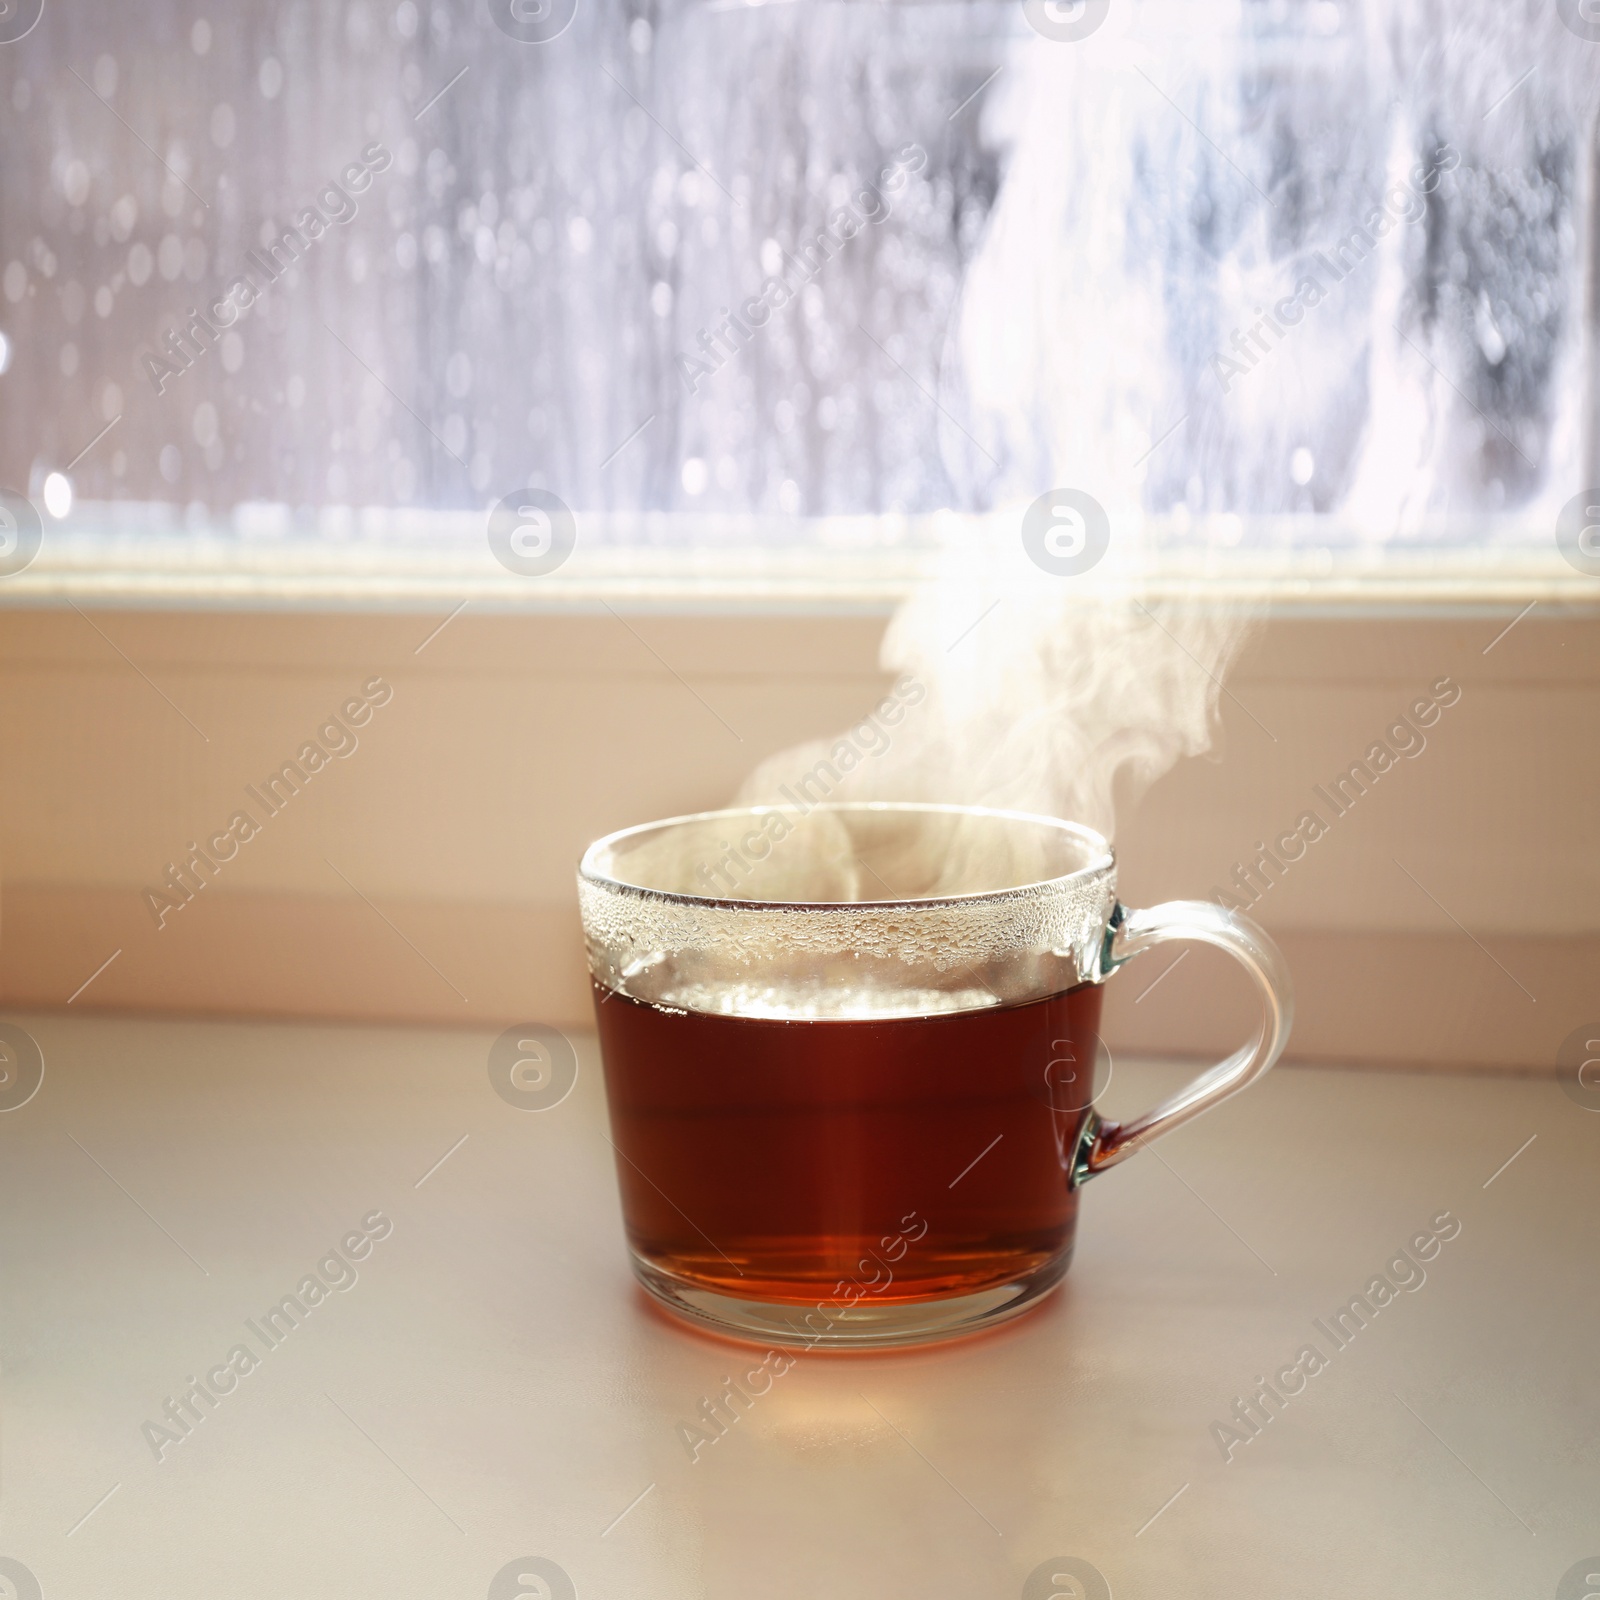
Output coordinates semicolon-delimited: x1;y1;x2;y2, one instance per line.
1072;900;1294;1185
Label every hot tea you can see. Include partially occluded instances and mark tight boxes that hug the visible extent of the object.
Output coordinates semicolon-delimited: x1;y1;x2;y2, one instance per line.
594;978;1105;1313
580;802;1290;1344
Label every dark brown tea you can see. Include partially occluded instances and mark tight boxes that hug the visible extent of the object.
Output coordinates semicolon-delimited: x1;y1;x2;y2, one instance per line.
594;978;1104;1307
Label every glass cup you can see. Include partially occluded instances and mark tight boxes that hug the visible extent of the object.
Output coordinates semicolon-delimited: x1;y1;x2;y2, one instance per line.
579;802;1292;1348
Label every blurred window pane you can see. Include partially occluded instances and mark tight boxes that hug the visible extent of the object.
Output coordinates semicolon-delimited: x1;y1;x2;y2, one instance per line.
0;0;1592;567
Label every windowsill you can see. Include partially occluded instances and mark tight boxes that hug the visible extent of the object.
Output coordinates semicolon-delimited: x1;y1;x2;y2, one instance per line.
11;1014;1589;1593
3;508;1596;614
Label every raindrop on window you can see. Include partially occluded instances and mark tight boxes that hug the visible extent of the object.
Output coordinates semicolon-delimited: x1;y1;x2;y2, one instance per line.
346;2;375;52
210;104;236;149
42;472;72;518
1475;291;1507;366
108;195;137;242
259;58;284;100
92;54;118;98
190;19;212;55
681;457;708;495
62;161;91;207
1290;447;1315;486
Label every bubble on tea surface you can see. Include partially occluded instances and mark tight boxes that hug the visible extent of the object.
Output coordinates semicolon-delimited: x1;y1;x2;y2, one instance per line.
658;978;999;1023
488;1024;578;1111
487;1555;576;1600
1022;1555;1111;1600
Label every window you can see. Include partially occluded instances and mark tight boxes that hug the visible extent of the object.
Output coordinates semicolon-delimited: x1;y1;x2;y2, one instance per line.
0;0;1595;585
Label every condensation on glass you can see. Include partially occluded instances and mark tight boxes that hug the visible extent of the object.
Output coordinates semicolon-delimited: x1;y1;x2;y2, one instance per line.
0;0;1593;553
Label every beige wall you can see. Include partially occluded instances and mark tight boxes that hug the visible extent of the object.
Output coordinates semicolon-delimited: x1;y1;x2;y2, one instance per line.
1;604;1595;1069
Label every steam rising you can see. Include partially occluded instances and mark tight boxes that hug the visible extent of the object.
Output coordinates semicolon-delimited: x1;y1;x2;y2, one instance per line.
878;560;1251;839
954;3;1599;524
739;521;1255;841
733;26;1262;842
744;0;1596;840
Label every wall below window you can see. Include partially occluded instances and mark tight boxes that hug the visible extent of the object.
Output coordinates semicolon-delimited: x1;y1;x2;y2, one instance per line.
1;604;1594;1070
